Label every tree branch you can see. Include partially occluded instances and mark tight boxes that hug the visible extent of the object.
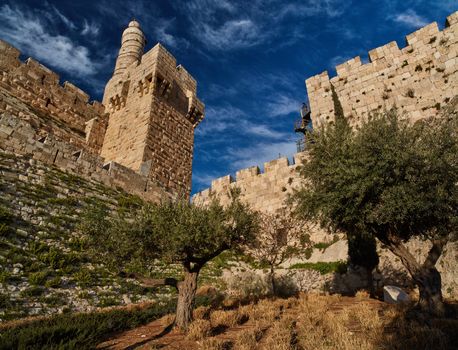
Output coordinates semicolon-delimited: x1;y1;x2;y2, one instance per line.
189;243;230;266
423;238;447;269
378;232;422;277
121;272;179;290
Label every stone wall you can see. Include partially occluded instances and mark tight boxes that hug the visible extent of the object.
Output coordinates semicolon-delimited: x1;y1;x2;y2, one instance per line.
0;113;168;202
193;153;306;212
0;40;108;154
306;11;458;128
101;43;204;199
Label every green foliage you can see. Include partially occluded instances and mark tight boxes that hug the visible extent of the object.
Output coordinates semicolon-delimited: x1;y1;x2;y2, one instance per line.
20;286;45;298
38;248;79;270
347;232;379;270
0;205;13;236
28;270;49;286
0;270;11;285
44;276;62;289
313;236;339;251
72;269;95;288
84;189;259;272
0;292;11;308
289;261;347;275
294;107;458;244
0;301;175;350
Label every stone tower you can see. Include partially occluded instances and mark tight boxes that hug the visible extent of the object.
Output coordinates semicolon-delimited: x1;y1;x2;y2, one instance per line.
113;20;146;76
101;21;204;199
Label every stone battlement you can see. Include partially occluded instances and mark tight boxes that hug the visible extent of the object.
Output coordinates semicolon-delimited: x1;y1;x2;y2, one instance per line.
193;153;307;212
306;11;458;128
0;40;108;153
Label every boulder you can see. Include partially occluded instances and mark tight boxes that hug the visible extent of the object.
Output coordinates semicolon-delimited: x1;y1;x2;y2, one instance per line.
383;285;410;304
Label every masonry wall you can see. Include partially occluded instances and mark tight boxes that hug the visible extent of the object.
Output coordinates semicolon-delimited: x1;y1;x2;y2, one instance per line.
0;113;168;202
193;153;306;212
0;40;108;154
306;11;458;128
101;44;204;198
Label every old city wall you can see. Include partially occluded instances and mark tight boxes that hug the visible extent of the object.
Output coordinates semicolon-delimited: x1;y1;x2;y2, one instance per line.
101;43;204;198
306;11;458;128
192;154;305;212
0;113;167;202
0;40;108;154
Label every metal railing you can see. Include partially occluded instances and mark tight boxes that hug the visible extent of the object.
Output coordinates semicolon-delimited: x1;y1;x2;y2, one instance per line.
296;138;306;152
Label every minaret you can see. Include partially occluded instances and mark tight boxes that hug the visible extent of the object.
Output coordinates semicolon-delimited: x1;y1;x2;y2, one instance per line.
113;20;146;76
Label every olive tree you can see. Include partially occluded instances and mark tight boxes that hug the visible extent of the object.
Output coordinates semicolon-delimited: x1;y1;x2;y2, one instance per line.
246;211;310;296
81;190;259;330
293;99;457;315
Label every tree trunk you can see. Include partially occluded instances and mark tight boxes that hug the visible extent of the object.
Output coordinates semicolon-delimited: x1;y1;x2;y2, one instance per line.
270;266;277;296
381;235;445;316
175;264;200;330
366;268;375;298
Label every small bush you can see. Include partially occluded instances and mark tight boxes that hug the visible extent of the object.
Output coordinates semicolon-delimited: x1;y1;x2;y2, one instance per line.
0;205;13;236
28;271;49;286
73;269;95;288
0;292;11;308
0;270;11;285
44;276;61;288
20;286;45;298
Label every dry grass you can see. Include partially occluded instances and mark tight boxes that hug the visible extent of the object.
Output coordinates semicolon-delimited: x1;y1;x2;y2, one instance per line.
189;294;457;349
187;319;212;340
232;322;265;350
198;337;232;349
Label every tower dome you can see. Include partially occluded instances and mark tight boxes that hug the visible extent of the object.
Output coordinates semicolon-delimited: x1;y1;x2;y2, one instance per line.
113;20;146;76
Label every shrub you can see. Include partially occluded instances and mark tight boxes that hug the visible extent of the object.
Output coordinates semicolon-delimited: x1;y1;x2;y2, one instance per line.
44;276;61;288
28;271;49;286
73;269;94;288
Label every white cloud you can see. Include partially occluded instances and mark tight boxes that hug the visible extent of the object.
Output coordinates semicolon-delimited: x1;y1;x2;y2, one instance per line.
0;5;100;77
266;95;301;117
227;141;298;171
278;0;352;19
81;20;100;36
200;19;262;50
197;104;287;140
154;19;189;49
393;9;428;28
176;0;350;51
51;5;77;30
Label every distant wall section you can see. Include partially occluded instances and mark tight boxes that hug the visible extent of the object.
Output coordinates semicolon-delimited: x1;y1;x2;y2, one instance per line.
193;153;306;212
306;11;458;128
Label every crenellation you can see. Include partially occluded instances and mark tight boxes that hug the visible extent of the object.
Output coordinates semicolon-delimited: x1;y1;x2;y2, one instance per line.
446;11;458;27
306;11;458;128
236;166;260;181
264;157;290;173
406;22;440;47
193;152;307;213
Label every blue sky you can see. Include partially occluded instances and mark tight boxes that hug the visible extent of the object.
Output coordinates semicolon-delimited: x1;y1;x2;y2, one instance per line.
0;0;456;194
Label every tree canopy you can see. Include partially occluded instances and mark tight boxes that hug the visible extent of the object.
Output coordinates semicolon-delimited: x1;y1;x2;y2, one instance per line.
81;189;259;329
293;100;458;314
